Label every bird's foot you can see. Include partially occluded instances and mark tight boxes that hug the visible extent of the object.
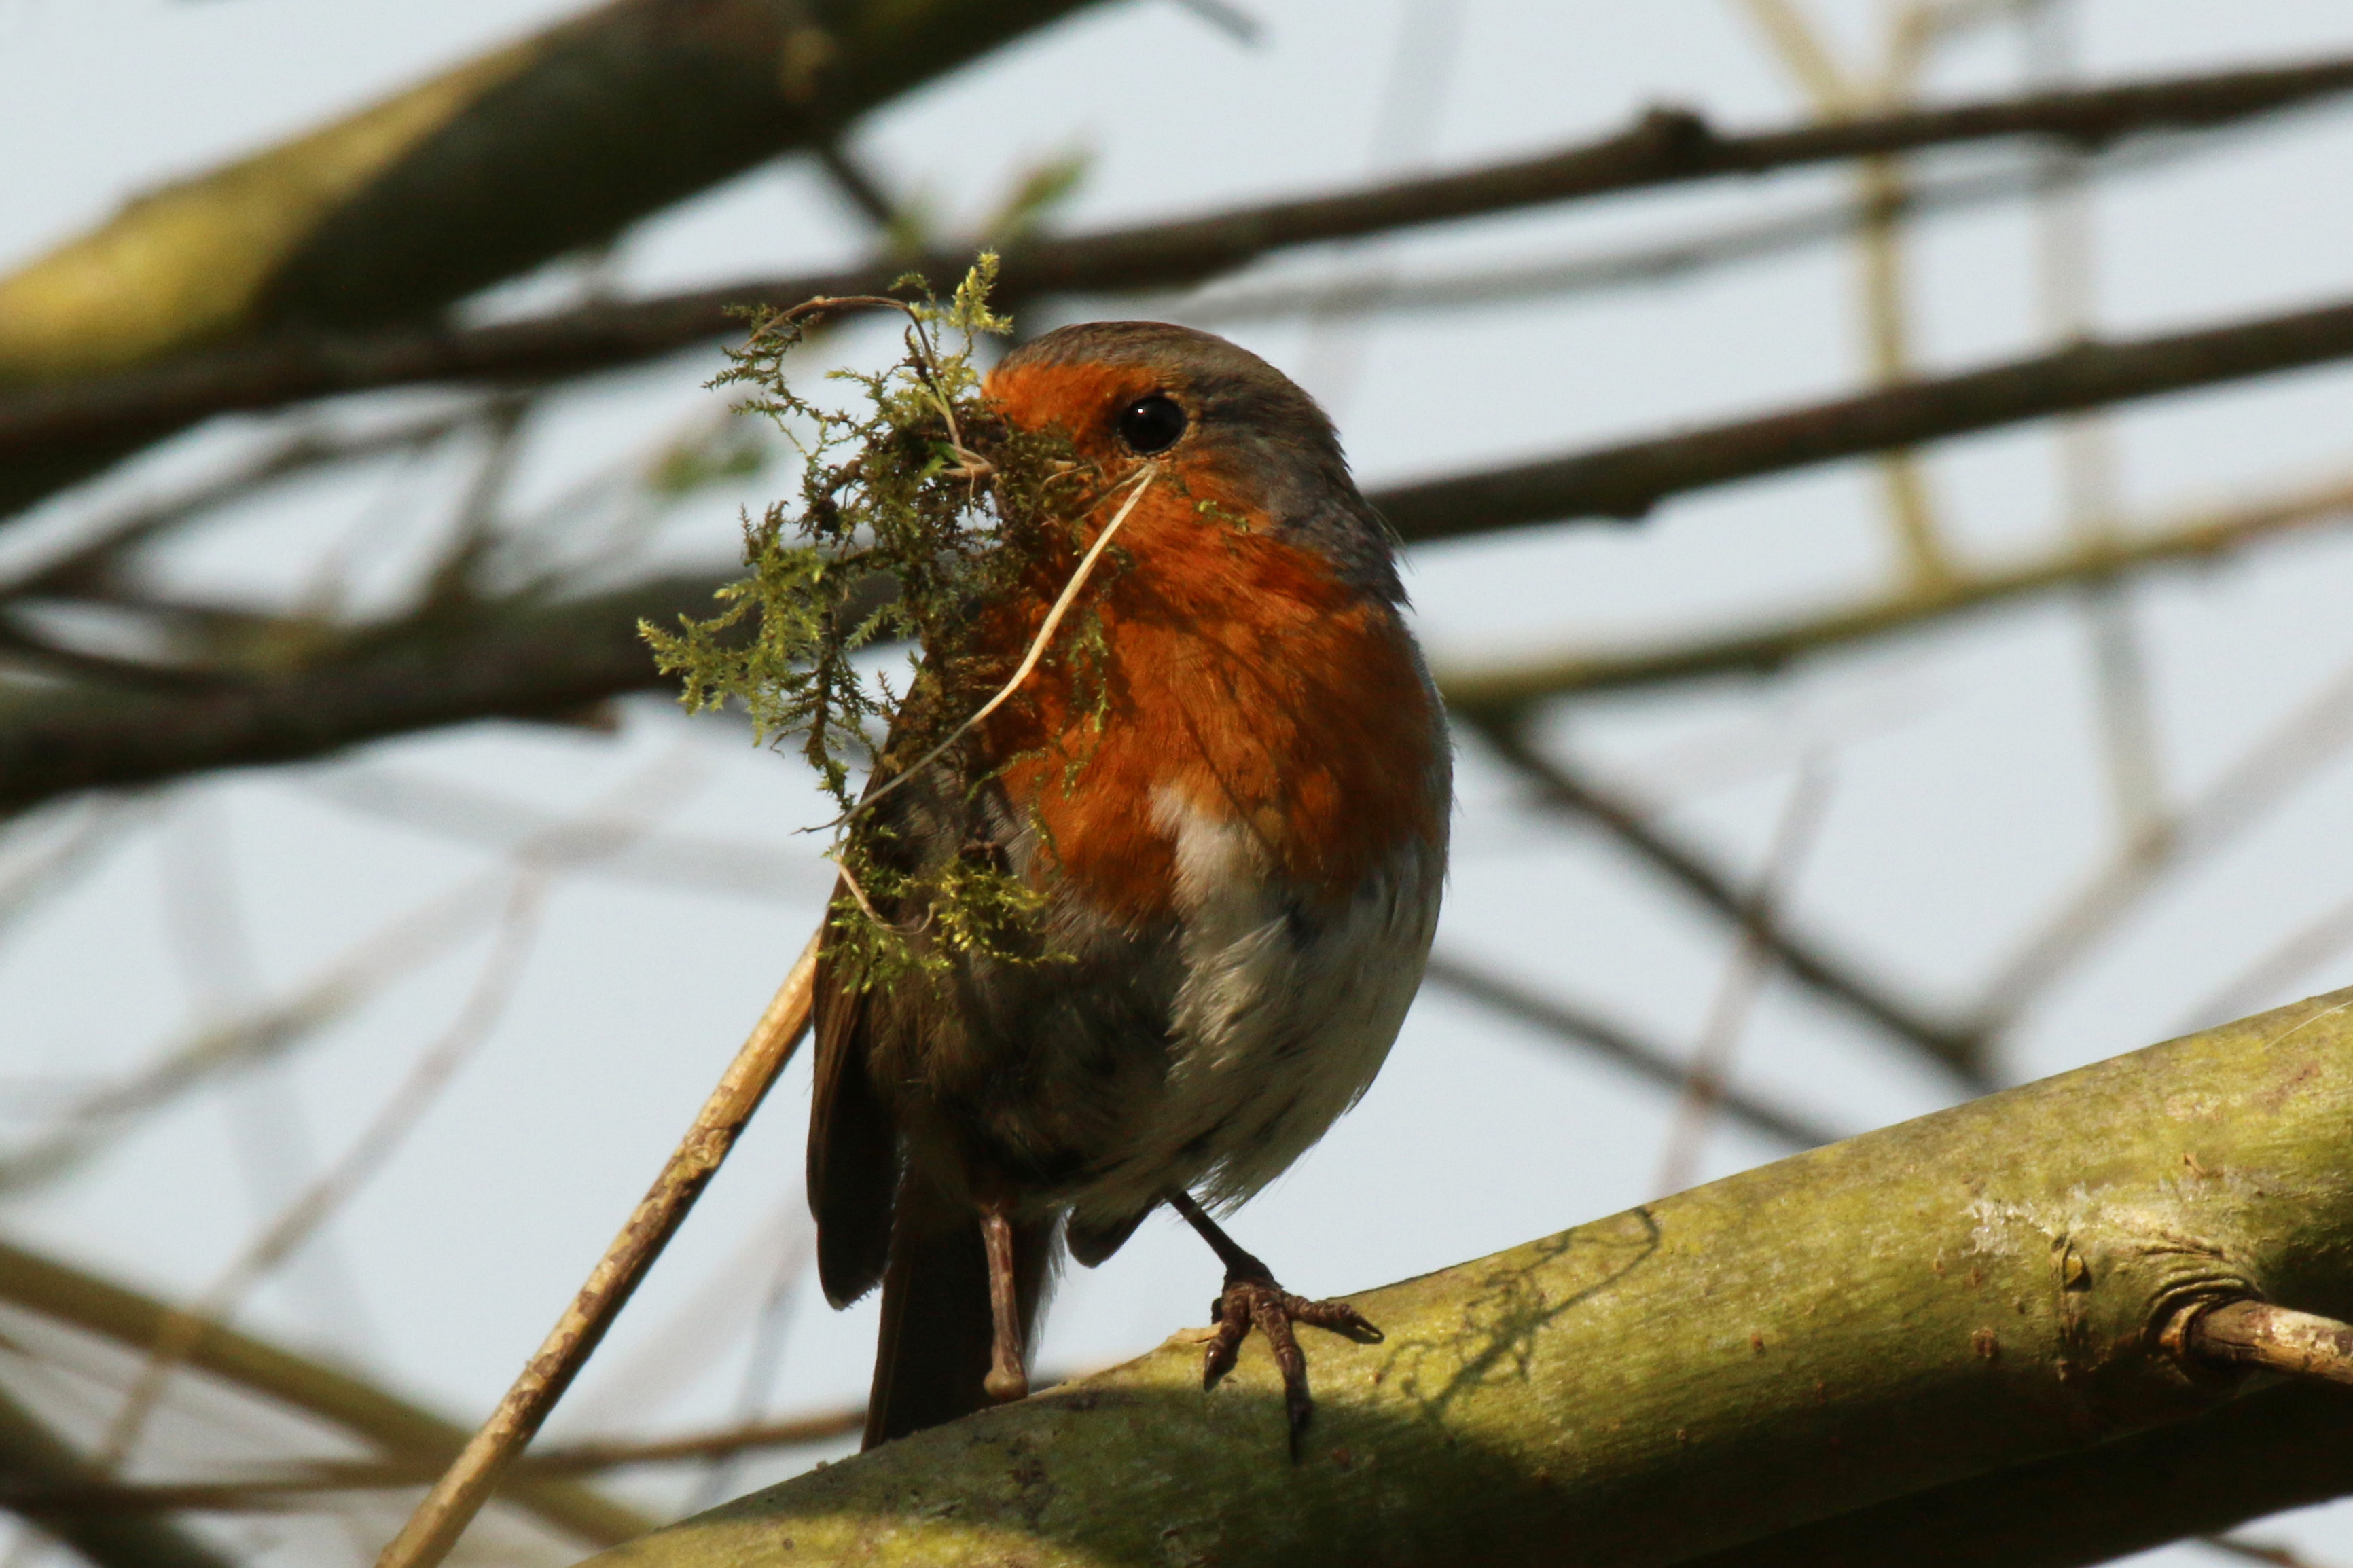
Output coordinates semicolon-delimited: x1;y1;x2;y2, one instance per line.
1201;1264;1382;1459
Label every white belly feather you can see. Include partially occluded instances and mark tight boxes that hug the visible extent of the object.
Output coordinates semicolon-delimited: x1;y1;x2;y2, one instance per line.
1071;787;1445;1221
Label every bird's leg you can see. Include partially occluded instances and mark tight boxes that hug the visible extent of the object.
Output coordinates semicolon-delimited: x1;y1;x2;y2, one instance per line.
978;1201;1030;1404
1165;1189;1382;1457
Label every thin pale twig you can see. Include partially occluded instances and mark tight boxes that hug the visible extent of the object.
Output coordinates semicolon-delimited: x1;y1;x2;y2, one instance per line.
2026;0;2169;846
840;463;1159;826
1437;464;2353;709
371;928;823;1568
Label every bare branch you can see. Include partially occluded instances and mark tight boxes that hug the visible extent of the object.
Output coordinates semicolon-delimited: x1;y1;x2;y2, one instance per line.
1162;139;2197;326
2182;1299;2353;1390
0;573;724;816
0;1239;650;1546
0;1383;234;1568
1965;645;2353;1041
552;993;2353;1568
375;934;821;1568
1653;762;1834;1193
7;54;2353;470
1438;467;2353;708
1374;290;2353;539
1;407;475;602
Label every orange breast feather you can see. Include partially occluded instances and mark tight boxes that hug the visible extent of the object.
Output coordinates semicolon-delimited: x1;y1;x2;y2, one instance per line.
977;475;1443;926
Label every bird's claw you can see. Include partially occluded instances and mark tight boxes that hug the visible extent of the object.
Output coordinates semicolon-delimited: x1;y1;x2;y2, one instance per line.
1200;1269;1382;1459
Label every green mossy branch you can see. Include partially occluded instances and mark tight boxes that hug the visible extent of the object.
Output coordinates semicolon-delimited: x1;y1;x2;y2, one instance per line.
577;990;2353;1568
641;258;1084;990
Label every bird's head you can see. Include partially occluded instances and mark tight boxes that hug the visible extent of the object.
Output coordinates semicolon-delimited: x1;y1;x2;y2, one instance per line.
984;321;1404;603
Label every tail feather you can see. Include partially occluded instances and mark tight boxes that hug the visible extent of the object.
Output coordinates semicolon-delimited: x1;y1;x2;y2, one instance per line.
864;1172;1057;1449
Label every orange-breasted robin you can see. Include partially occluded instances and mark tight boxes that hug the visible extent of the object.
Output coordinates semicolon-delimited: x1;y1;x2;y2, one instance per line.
807;321;1452;1452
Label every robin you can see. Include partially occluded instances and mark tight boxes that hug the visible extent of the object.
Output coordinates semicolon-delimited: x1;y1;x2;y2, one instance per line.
807;320;1452;1453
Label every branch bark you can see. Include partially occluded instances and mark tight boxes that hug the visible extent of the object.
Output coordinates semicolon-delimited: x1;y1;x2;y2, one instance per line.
6;53;2352;479
569;988;2353;1568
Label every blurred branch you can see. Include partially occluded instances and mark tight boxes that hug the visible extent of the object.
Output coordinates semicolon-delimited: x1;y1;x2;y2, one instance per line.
305;767;825;901
95;750;707;1481
1438;466;2353;708
0;0;1115;511
0;874;511;1192
1420;953;1842;1149
0;1383;234;1568
0;746;715;1194
1373;289;2353;539
1653;762;1833;1194
1732;0;1851;108
1734;0;1956;585
98;879;552;1474
0;800;143;953
1164;0;1263;47
0;573;726;816
2019;0;2172;881
1965;648;2353;1041
1470;715;1983;1082
5;456;2347;819
2202;1539;2344;1568
3;1406;872;1514
8;53;2353;467
811;143;905;234
0;1239;650;1546
2176;888;2353;1036
1164;141;2193;325
0;408;476;602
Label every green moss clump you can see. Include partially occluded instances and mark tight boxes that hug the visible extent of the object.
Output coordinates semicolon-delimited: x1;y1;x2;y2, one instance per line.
641;259;1095;989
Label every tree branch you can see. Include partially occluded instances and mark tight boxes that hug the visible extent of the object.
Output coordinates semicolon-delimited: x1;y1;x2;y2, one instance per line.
0;575;721;816
3;456;2346;819
0;0;1113;513
0;0;1111;384
567;988;2353;1568
0;1382;234;1568
1373;290;2353;539
7;54;2353;475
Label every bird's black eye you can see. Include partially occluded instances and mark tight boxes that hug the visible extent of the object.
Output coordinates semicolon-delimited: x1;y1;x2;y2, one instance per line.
1116;393;1187;455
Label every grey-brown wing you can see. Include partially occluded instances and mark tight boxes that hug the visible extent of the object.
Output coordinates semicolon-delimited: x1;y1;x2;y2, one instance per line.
806;877;896;1307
